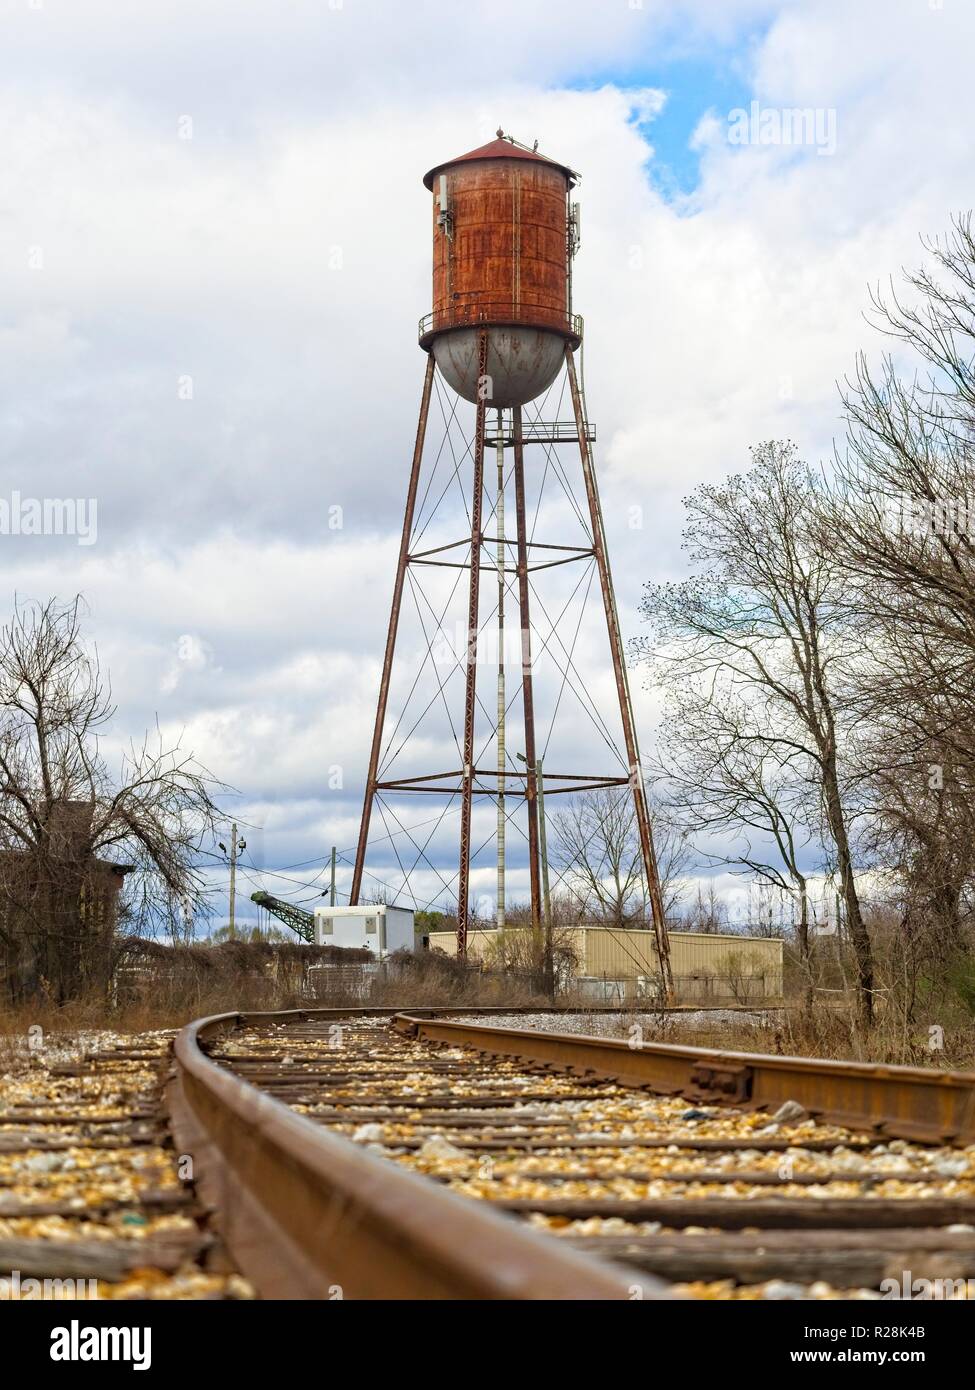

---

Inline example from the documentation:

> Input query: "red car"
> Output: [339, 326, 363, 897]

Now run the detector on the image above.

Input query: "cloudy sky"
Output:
[1, 0, 971, 931]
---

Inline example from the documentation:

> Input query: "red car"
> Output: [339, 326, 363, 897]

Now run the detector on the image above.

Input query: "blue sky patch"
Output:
[564, 30, 764, 199]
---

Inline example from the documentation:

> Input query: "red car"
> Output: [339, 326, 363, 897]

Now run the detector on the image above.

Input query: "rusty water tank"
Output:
[419, 134, 581, 407]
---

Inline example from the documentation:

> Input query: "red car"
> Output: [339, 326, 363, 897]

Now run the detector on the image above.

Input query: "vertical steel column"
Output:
[564, 346, 674, 999]
[457, 331, 489, 955]
[512, 406, 542, 935]
[536, 757, 554, 999]
[351, 354, 436, 906]
[495, 409, 506, 931]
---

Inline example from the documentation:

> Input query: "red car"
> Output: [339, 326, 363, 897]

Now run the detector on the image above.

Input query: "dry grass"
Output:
[0, 941, 552, 1037]
[584, 999, 975, 1070]
[3, 935, 974, 1072]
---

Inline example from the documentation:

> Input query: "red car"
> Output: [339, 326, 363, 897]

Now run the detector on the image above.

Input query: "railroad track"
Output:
[167, 1007, 975, 1301]
[0, 1030, 249, 1297]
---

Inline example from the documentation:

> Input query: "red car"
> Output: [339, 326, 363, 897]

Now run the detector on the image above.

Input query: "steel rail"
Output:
[167, 1009, 669, 1301]
[394, 1014, 975, 1146]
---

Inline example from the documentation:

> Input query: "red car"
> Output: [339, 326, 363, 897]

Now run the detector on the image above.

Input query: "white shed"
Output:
[313, 904, 414, 957]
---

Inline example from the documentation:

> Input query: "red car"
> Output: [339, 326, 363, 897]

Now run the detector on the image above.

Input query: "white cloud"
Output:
[2, 0, 972, 921]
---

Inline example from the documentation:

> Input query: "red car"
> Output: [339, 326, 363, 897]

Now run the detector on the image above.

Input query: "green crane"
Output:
[250, 891, 316, 943]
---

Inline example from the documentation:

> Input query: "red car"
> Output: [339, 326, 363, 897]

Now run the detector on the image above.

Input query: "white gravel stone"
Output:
[772, 1100, 808, 1124]
[762, 1280, 806, 1300]
[934, 1157, 970, 1177]
[417, 1134, 466, 1160]
[352, 1123, 386, 1143]
[24, 1153, 62, 1173]
[452, 1009, 776, 1036]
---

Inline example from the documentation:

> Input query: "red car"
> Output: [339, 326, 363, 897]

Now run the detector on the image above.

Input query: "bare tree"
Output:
[551, 786, 690, 926]
[679, 882, 728, 935]
[646, 673, 819, 970]
[822, 214, 975, 993]
[483, 917, 580, 995]
[634, 442, 875, 1024]
[0, 598, 224, 1001]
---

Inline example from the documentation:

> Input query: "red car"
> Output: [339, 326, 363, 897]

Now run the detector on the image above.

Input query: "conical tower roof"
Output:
[423, 133, 577, 189]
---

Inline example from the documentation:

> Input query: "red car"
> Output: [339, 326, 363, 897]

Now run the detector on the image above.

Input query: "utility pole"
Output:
[330, 846, 337, 906]
[222, 823, 246, 938]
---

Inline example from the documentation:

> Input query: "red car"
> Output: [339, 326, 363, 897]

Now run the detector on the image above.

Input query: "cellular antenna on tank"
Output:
[349, 133, 674, 999]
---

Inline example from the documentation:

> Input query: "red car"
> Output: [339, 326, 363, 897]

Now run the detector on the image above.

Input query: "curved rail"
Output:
[168, 1006, 975, 1301]
[394, 1014, 975, 1146]
[167, 1009, 667, 1301]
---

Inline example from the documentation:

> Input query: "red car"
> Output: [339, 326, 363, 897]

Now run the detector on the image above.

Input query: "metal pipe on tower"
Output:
[496, 407, 506, 931]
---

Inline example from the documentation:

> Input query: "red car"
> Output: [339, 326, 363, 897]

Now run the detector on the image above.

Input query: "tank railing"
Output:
[419, 304, 583, 343]
[484, 419, 597, 446]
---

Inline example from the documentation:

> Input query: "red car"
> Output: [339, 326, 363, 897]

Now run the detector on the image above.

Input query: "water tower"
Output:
[350, 131, 672, 994]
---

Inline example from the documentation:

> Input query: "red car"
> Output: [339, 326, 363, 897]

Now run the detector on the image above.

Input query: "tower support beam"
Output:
[351, 354, 435, 906]
[564, 345, 674, 999]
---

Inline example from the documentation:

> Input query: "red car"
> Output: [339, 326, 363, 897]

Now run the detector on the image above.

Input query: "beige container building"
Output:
[425, 926, 783, 1005]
